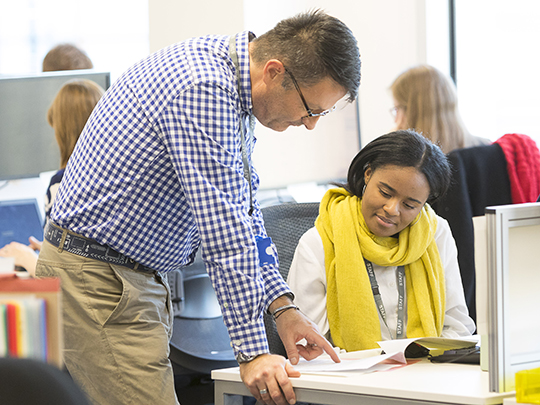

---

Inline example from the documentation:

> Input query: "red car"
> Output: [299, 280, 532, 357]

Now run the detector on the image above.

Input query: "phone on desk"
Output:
[429, 346, 480, 365]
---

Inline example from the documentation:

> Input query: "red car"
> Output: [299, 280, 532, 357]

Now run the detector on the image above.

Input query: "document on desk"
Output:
[292, 349, 406, 374]
[377, 335, 479, 355]
[291, 336, 479, 374]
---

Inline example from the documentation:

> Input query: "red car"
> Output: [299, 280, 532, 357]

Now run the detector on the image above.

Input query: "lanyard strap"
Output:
[364, 259, 406, 339]
[229, 34, 254, 216]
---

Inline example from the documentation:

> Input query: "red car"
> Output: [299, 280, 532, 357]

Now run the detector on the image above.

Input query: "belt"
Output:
[44, 222, 154, 274]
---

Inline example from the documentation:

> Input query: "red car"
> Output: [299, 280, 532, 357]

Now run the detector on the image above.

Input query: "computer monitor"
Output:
[0, 70, 110, 180]
[475, 202, 540, 393]
[0, 198, 44, 247]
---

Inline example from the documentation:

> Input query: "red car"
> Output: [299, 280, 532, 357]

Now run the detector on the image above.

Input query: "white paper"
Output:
[292, 350, 405, 373]
[0, 257, 15, 274]
[289, 336, 480, 374]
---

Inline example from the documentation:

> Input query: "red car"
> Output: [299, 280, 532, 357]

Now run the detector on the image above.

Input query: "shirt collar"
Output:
[232, 31, 255, 114]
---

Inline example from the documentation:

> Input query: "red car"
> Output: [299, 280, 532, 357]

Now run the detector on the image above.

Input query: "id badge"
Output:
[256, 236, 275, 267]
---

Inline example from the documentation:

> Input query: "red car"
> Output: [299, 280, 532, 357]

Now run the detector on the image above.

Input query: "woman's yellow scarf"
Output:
[315, 187, 445, 351]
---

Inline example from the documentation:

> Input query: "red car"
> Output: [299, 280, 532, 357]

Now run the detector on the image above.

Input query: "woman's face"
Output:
[392, 98, 408, 130]
[362, 165, 430, 237]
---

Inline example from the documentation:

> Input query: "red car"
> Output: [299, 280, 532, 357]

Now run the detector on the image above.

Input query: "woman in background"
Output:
[0, 79, 104, 275]
[287, 130, 475, 351]
[390, 65, 489, 154]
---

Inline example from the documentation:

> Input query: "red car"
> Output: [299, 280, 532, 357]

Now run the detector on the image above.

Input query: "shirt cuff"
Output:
[262, 264, 294, 308]
[228, 317, 270, 359]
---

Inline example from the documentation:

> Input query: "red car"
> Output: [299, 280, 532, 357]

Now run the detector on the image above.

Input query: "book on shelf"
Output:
[0, 297, 49, 361]
[0, 277, 62, 367]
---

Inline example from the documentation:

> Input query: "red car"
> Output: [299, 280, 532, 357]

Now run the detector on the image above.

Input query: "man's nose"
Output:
[302, 115, 321, 130]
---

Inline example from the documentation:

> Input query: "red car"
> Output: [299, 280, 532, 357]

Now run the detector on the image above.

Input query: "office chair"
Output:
[260, 202, 320, 357]
[0, 358, 91, 405]
[432, 134, 540, 326]
[168, 251, 237, 376]
[431, 143, 512, 325]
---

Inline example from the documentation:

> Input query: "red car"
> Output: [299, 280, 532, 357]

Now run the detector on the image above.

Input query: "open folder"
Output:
[292, 336, 479, 374]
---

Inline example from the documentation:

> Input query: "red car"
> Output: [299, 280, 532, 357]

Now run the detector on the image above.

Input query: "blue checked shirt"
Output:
[50, 31, 292, 358]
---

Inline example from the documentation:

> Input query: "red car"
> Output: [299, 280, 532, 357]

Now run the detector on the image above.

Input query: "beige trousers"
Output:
[37, 239, 180, 405]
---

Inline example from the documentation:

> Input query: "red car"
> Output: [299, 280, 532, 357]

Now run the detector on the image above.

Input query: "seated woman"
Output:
[287, 130, 475, 351]
[390, 65, 490, 154]
[0, 79, 105, 276]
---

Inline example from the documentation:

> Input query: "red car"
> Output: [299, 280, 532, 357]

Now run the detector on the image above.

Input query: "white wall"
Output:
[148, 0, 245, 51]
[148, 0, 428, 189]
[336, 0, 427, 145]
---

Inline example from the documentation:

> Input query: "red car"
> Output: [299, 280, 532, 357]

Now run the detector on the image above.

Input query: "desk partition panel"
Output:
[485, 202, 540, 392]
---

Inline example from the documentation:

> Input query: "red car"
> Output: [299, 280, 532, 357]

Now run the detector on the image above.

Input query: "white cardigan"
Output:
[287, 215, 475, 343]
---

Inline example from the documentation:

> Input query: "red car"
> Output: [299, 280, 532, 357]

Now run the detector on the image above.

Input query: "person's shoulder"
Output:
[125, 35, 230, 79]
[165, 35, 236, 88]
[434, 214, 452, 238]
[184, 34, 230, 47]
[180, 34, 231, 63]
[301, 226, 320, 240]
[433, 215, 458, 254]
[49, 168, 65, 187]
[298, 226, 323, 250]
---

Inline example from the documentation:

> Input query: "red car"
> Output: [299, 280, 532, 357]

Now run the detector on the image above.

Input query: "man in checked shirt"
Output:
[36, 9, 361, 405]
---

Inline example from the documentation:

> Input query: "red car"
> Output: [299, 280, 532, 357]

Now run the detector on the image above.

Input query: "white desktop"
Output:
[212, 357, 512, 405]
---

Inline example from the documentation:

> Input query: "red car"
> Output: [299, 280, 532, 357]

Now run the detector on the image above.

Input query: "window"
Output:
[0, 0, 149, 82]
[428, 1, 540, 145]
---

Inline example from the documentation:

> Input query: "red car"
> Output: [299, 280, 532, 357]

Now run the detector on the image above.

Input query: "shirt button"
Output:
[224, 302, 228, 308]
[234, 340, 243, 346]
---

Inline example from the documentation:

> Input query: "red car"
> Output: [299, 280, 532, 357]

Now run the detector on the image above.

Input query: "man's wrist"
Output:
[236, 352, 260, 364]
[271, 304, 299, 321]
[268, 292, 294, 314]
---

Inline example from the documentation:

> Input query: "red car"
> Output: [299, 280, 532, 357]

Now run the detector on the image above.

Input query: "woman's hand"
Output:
[0, 238, 40, 276]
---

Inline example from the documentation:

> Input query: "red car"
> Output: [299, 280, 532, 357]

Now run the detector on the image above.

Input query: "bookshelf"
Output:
[0, 275, 62, 368]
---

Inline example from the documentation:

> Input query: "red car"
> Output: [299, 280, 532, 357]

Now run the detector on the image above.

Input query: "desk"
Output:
[212, 359, 514, 405]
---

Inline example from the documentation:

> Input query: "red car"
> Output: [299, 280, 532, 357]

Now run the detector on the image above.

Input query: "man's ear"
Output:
[261, 59, 285, 85]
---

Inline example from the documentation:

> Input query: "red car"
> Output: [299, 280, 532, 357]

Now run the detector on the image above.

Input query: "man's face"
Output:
[253, 72, 347, 132]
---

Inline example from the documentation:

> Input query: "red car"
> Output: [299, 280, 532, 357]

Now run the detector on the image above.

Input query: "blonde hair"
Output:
[390, 65, 471, 154]
[47, 79, 105, 168]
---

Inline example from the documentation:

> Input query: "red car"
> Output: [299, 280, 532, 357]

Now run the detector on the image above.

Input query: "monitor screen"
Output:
[0, 70, 110, 180]
[0, 198, 44, 247]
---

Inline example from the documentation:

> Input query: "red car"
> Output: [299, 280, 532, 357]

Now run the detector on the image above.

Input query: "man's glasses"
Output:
[283, 66, 336, 118]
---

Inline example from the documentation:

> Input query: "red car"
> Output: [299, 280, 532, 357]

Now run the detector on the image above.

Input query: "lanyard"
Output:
[229, 34, 254, 216]
[229, 34, 275, 268]
[364, 259, 406, 340]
